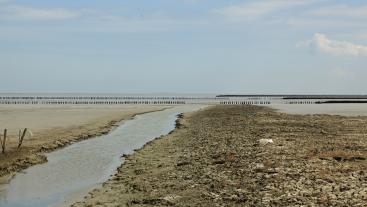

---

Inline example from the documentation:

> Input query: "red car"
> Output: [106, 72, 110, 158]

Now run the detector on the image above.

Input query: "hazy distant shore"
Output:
[0, 105, 167, 180]
[74, 105, 367, 206]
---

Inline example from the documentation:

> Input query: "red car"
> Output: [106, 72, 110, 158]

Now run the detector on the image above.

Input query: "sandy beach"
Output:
[74, 105, 367, 206]
[0, 105, 167, 179]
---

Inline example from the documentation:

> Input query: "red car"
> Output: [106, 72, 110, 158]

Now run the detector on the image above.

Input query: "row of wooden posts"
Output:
[0, 101, 187, 105]
[0, 128, 28, 153]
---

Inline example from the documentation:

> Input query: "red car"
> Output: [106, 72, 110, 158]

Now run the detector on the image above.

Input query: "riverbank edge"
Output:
[0, 107, 170, 182]
[119, 106, 213, 164]
[61, 106, 209, 207]
[71, 106, 211, 206]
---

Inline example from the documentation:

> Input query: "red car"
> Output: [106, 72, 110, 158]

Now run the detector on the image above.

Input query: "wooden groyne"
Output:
[219, 101, 271, 105]
[217, 94, 367, 99]
[0, 95, 362, 105]
[0, 96, 219, 105]
[0, 100, 187, 105]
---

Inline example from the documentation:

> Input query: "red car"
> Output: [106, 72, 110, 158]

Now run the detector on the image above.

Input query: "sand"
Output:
[0, 105, 167, 179]
[74, 105, 367, 207]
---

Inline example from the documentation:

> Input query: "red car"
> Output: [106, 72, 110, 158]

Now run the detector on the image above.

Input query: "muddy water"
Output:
[0, 105, 206, 207]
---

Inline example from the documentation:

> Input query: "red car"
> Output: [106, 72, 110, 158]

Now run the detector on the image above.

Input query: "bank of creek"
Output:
[76, 105, 366, 207]
[0, 105, 206, 207]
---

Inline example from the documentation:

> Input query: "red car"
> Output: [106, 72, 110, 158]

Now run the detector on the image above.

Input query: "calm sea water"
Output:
[270, 104, 367, 116]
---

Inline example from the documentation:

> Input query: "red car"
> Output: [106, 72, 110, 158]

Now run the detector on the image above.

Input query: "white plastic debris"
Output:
[259, 139, 274, 145]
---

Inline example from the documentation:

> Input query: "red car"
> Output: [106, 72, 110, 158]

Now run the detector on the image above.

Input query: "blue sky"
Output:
[1, 0, 367, 94]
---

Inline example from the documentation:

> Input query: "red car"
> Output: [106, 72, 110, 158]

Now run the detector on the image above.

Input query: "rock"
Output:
[254, 163, 265, 172]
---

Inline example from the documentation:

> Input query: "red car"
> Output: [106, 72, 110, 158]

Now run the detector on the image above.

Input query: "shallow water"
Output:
[270, 104, 367, 116]
[0, 105, 205, 207]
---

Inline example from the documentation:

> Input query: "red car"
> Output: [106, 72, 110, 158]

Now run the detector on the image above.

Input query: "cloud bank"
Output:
[298, 33, 367, 56]
[213, 0, 314, 21]
[0, 6, 87, 21]
[308, 5, 367, 18]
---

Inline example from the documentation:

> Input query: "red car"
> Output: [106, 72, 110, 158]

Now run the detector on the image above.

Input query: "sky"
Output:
[1, 0, 367, 94]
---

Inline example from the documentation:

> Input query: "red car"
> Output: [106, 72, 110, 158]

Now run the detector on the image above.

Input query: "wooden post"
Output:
[1, 129, 7, 153]
[18, 128, 27, 149]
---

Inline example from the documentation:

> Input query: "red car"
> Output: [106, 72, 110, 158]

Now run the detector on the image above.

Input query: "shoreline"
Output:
[59, 110, 192, 207]
[72, 108, 195, 207]
[0, 106, 169, 181]
[74, 105, 367, 206]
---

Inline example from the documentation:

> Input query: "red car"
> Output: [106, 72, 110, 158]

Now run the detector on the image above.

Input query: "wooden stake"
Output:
[2, 129, 7, 153]
[0, 130, 2, 151]
[18, 128, 27, 149]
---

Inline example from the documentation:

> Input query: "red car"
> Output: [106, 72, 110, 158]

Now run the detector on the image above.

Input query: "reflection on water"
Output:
[0, 105, 205, 207]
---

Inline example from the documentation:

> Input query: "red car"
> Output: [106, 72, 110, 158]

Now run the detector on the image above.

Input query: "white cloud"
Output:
[308, 4, 367, 18]
[298, 33, 367, 56]
[345, 33, 367, 41]
[287, 4, 367, 29]
[213, 0, 315, 21]
[0, 4, 208, 34]
[0, 6, 88, 21]
[327, 32, 367, 42]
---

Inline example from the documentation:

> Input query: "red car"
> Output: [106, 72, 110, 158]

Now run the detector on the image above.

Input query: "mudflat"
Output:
[74, 105, 367, 206]
[0, 105, 167, 179]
